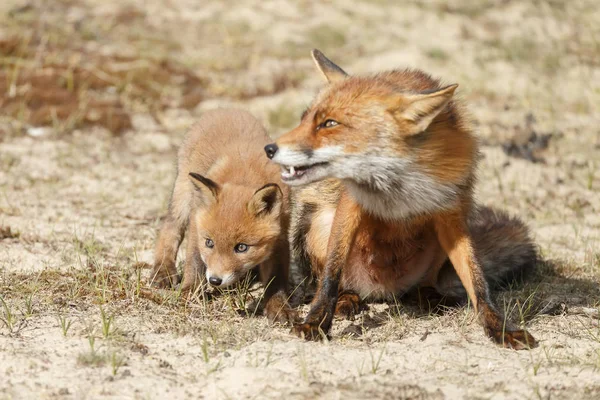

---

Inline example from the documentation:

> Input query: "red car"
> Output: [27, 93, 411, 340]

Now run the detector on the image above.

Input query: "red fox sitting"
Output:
[151, 109, 296, 324]
[264, 50, 537, 348]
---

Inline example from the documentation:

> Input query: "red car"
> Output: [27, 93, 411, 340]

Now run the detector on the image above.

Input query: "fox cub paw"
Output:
[291, 322, 329, 341]
[488, 328, 538, 350]
[266, 306, 299, 326]
[335, 292, 366, 320]
[263, 292, 299, 326]
[150, 266, 180, 289]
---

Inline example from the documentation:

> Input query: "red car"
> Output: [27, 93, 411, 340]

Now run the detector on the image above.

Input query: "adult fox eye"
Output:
[234, 243, 248, 253]
[323, 119, 338, 128]
[205, 239, 214, 248]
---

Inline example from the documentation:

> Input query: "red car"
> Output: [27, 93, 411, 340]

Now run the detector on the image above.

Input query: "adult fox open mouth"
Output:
[279, 162, 329, 182]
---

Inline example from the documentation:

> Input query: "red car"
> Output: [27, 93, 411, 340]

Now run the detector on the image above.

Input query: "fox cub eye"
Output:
[205, 239, 214, 248]
[234, 243, 249, 253]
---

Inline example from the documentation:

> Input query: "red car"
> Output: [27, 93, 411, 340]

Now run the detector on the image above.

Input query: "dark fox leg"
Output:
[292, 194, 361, 341]
[288, 199, 317, 307]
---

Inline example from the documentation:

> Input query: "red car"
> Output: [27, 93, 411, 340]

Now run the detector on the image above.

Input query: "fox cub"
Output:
[264, 50, 537, 348]
[151, 109, 296, 324]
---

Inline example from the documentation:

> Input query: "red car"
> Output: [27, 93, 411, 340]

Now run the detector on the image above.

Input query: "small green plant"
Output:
[587, 162, 596, 190]
[110, 351, 124, 376]
[354, 358, 366, 377]
[369, 345, 386, 374]
[24, 294, 35, 318]
[77, 333, 105, 367]
[0, 296, 17, 333]
[296, 346, 309, 381]
[201, 335, 210, 363]
[88, 334, 96, 353]
[58, 314, 73, 337]
[516, 288, 539, 326]
[100, 306, 114, 339]
[231, 272, 255, 314]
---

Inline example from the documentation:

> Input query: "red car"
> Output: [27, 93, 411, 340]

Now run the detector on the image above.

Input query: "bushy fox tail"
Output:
[436, 206, 538, 299]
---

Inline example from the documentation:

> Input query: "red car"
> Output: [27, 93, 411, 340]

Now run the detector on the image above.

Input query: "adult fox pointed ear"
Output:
[311, 49, 348, 83]
[393, 84, 458, 135]
[189, 172, 219, 205]
[248, 183, 282, 218]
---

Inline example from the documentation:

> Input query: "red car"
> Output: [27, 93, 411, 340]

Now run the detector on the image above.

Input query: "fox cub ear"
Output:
[393, 84, 458, 135]
[248, 183, 282, 217]
[189, 172, 220, 205]
[311, 49, 348, 84]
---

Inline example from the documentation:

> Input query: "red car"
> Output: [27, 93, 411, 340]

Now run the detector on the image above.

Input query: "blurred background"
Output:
[1, 0, 598, 137]
[0, 0, 599, 260]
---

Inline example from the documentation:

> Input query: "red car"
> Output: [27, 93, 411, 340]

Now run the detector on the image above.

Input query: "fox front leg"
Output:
[291, 194, 362, 341]
[259, 241, 299, 326]
[181, 222, 207, 294]
[435, 212, 537, 350]
[150, 215, 185, 288]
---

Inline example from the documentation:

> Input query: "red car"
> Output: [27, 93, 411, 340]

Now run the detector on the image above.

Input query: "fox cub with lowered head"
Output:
[151, 109, 296, 324]
[264, 50, 537, 348]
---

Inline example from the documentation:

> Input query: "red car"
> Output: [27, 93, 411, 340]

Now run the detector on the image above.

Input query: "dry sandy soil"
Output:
[1, 0, 600, 399]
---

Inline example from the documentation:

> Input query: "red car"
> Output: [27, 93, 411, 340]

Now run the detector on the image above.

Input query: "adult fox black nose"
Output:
[208, 277, 222, 286]
[264, 143, 278, 159]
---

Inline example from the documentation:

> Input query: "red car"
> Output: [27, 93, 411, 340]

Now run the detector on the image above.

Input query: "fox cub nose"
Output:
[264, 143, 278, 159]
[208, 276, 222, 286]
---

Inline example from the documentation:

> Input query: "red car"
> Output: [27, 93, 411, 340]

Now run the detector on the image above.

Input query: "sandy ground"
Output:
[1, 0, 600, 399]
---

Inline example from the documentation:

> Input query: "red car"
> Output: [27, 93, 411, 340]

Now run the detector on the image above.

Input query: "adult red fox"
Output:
[264, 50, 537, 348]
[151, 109, 295, 324]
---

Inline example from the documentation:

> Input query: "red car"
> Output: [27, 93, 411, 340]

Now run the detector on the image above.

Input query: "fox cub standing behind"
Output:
[151, 109, 296, 324]
[264, 50, 537, 348]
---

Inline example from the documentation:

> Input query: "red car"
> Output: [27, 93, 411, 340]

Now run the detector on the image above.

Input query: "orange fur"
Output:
[273, 50, 536, 348]
[151, 109, 296, 325]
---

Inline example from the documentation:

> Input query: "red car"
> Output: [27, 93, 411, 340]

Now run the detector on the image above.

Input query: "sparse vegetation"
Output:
[58, 314, 73, 337]
[1, 0, 599, 398]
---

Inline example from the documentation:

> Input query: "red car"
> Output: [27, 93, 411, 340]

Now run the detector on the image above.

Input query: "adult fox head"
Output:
[265, 50, 475, 195]
[188, 173, 283, 288]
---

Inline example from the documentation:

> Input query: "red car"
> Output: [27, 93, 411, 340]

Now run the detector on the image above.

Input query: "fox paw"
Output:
[150, 266, 180, 289]
[291, 322, 329, 341]
[335, 292, 366, 320]
[263, 292, 299, 326]
[266, 306, 299, 326]
[489, 328, 538, 350]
